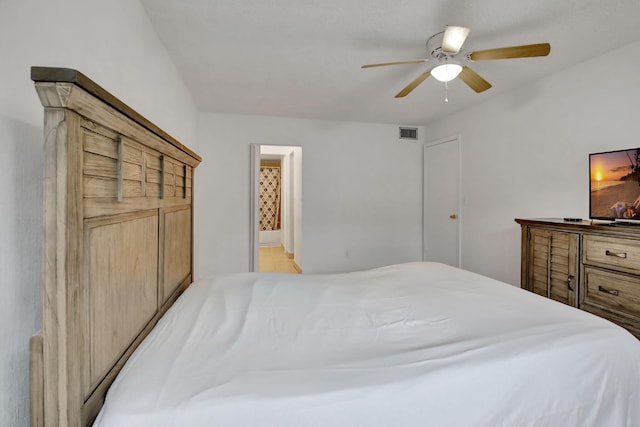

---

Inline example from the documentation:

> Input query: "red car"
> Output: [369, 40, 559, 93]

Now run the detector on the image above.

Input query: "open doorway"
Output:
[250, 144, 302, 273]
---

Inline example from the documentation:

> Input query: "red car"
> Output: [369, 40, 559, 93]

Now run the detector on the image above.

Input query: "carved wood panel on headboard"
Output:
[28, 67, 201, 427]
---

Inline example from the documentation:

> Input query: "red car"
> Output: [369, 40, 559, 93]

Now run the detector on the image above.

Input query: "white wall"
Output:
[423, 39, 640, 286]
[259, 230, 282, 246]
[0, 1, 198, 425]
[282, 150, 293, 253]
[292, 146, 303, 267]
[195, 114, 424, 277]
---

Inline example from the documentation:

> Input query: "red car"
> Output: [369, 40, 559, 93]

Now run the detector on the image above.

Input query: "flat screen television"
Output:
[590, 148, 640, 221]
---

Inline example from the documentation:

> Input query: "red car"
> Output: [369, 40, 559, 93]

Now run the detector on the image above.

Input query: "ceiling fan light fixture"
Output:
[441, 25, 470, 53]
[431, 63, 463, 82]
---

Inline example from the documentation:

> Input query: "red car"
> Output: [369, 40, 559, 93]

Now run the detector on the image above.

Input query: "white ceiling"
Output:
[141, 0, 640, 125]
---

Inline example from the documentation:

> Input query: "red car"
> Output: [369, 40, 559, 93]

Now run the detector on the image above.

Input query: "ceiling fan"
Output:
[362, 25, 551, 98]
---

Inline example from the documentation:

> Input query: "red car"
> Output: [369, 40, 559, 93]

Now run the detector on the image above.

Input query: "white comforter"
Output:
[94, 262, 640, 427]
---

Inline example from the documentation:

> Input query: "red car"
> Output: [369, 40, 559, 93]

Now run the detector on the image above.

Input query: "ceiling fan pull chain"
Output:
[444, 80, 449, 102]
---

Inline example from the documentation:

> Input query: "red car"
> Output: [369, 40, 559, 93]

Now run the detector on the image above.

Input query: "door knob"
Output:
[449, 214, 457, 219]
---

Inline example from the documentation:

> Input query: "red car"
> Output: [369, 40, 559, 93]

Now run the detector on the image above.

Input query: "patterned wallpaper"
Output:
[260, 166, 281, 231]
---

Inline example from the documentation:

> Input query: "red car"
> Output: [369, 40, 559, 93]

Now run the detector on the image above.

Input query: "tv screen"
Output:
[590, 148, 640, 220]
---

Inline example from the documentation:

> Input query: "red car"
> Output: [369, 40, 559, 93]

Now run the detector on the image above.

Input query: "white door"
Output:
[423, 137, 460, 267]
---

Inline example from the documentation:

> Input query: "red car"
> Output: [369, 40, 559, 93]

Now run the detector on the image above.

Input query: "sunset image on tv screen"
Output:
[590, 148, 640, 219]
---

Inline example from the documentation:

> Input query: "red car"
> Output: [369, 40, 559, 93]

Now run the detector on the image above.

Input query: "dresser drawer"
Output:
[583, 267, 640, 320]
[583, 235, 640, 274]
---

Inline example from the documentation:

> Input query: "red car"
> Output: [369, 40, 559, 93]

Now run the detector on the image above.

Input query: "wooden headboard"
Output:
[28, 67, 201, 427]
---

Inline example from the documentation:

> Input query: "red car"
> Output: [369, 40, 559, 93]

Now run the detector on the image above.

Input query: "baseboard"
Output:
[282, 245, 295, 259]
[283, 245, 300, 272]
[293, 261, 302, 273]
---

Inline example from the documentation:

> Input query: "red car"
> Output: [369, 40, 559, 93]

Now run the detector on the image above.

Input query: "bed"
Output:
[29, 68, 640, 427]
[94, 262, 640, 426]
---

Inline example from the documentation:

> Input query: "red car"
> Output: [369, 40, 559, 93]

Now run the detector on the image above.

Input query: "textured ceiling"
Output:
[141, 0, 640, 125]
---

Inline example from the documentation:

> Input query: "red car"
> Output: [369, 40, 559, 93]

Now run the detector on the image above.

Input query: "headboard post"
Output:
[30, 67, 201, 427]
[36, 103, 85, 426]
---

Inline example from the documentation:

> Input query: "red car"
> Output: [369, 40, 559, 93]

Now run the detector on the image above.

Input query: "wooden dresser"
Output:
[516, 218, 640, 338]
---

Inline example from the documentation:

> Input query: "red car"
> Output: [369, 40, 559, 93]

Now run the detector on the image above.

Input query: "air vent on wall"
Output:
[399, 127, 418, 140]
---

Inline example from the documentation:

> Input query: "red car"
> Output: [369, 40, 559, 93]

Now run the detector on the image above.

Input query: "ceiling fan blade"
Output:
[361, 59, 427, 69]
[395, 71, 431, 98]
[441, 25, 470, 54]
[458, 66, 492, 93]
[468, 43, 551, 61]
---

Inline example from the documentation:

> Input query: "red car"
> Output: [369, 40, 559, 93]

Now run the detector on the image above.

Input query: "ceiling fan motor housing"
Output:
[426, 31, 447, 60]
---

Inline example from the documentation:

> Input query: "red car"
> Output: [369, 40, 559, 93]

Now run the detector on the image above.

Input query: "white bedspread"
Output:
[94, 262, 640, 427]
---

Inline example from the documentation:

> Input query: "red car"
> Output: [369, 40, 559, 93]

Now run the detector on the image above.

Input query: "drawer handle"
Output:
[605, 250, 627, 259]
[598, 285, 620, 296]
[567, 274, 575, 292]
